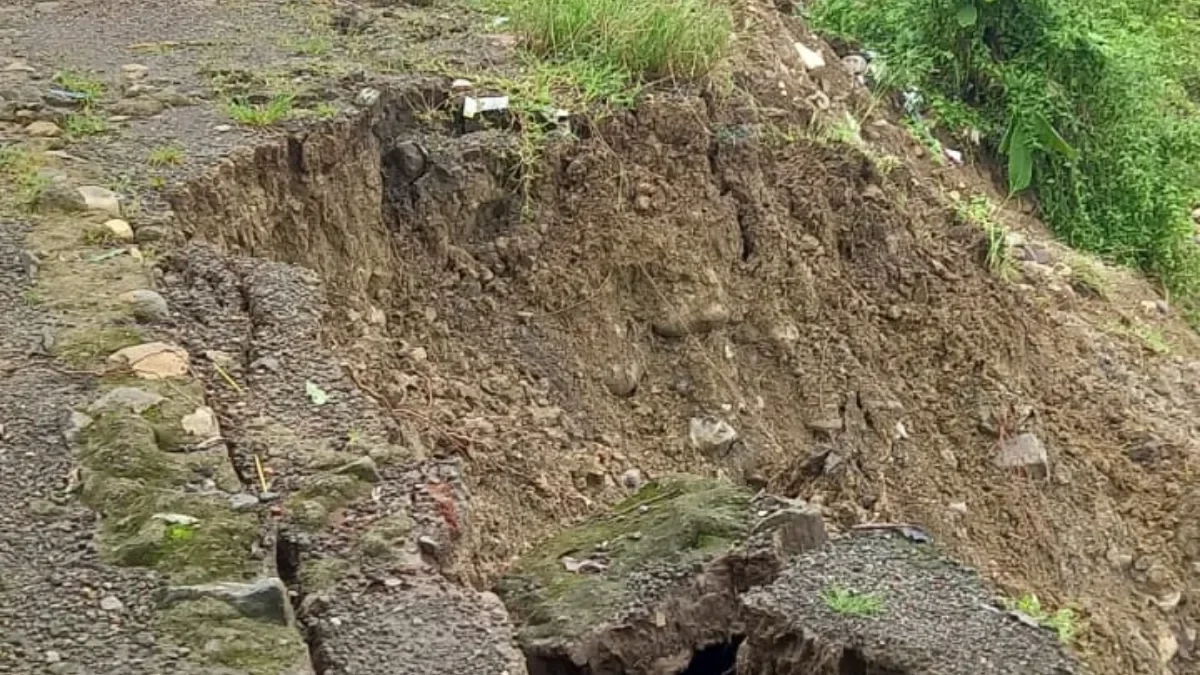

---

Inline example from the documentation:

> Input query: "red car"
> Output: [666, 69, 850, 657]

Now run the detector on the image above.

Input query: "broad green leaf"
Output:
[955, 3, 978, 28]
[1007, 126, 1034, 194]
[306, 380, 330, 406]
[999, 112, 1017, 154]
[1030, 112, 1079, 160]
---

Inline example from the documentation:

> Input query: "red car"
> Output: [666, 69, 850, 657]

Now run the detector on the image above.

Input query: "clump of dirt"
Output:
[129, 2, 1199, 675]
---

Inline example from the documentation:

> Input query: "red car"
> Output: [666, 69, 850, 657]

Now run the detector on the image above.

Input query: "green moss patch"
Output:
[158, 598, 309, 675]
[77, 387, 255, 582]
[496, 475, 754, 642]
[54, 324, 143, 368]
[284, 473, 373, 530]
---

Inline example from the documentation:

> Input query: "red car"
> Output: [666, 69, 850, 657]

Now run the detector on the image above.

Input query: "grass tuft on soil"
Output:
[497, 0, 732, 80]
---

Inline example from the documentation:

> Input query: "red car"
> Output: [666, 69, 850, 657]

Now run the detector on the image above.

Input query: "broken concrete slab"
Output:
[308, 576, 528, 675]
[737, 533, 1083, 675]
[496, 476, 825, 673]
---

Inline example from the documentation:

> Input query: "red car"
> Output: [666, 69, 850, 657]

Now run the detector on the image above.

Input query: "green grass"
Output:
[0, 145, 49, 211]
[63, 112, 109, 139]
[955, 194, 1016, 280]
[1004, 593, 1080, 644]
[821, 585, 885, 617]
[497, 0, 732, 80]
[282, 34, 333, 57]
[807, 0, 1200, 319]
[52, 70, 106, 105]
[147, 144, 186, 167]
[224, 95, 295, 126]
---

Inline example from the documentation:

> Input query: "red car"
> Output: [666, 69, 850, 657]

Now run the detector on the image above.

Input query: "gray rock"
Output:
[755, 506, 827, 555]
[109, 97, 165, 118]
[152, 87, 196, 107]
[37, 182, 87, 212]
[652, 301, 731, 338]
[119, 289, 170, 323]
[688, 416, 738, 454]
[77, 185, 121, 215]
[603, 361, 643, 398]
[993, 432, 1049, 479]
[99, 595, 124, 612]
[63, 410, 93, 443]
[87, 387, 165, 415]
[135, 224, 168, 243]
[164, 578, 293, 626]
[619, 468, 646, 491]
[228, 493, 260, 512]
[334, 455, 381, 483]
[121, 63, 149, 82]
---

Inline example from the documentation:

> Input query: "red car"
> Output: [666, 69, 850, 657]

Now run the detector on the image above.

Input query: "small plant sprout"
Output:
[821, 585, 885, 617]
[224, 94, 295, 126]
[147, 144, 185, 167]
[1005, 593, 1080, 644]
[955, 194, 1015, 280]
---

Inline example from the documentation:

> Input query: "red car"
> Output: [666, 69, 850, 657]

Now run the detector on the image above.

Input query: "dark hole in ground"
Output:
[838, 646, 906, 675]
[524, 636, 743, 675]
[681, 637, 743, 675]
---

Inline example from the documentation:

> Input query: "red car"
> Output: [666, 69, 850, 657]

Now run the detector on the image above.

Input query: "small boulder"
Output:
[108, 342, 189, 379]
[603, 361, 643, 398]
[181, 406, 220, 439]
[38, 183, 88, 212]
[25, 120, 61, 137]
[119, 289, 169, 323]
[121, 64, 149, 82]
[77, 186, 121, 216]
[993, 432, 1049, 479]
[103, 218, 135, 241]
[164, 578, 292, 626]
[87, 386, 164, 415]
[109, 97, 165, 118]
[795, 42, 826, 70]
[689, 416, 738, 454]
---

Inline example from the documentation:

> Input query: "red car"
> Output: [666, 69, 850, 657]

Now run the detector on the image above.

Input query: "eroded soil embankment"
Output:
[160, 35, 1195, 675]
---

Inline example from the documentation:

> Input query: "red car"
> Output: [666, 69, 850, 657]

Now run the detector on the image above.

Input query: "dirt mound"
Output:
[2, 0, 1197, 673]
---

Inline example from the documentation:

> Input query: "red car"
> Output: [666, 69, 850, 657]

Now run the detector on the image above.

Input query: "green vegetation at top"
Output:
[807, 0, 1200, 316]
[497, 0, 732, 82]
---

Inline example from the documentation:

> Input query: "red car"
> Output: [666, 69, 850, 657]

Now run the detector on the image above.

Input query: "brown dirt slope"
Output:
[0, 0, 1196, 674]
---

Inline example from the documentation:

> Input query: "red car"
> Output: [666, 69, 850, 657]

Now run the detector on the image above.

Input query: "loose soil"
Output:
[1, 1, 1197, 674]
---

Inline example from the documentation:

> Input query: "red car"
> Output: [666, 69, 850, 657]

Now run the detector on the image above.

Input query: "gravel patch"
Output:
[740, 532, 1085, 674]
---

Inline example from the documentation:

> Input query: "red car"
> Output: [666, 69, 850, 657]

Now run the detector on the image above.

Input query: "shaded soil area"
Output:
[1, 0, 1197, 674]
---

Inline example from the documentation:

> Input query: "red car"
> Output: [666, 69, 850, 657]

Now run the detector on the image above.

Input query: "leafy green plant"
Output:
[1004, 593, 1080, 644]
[807, 0, 1200, 317]
[821, 585, 885, 617]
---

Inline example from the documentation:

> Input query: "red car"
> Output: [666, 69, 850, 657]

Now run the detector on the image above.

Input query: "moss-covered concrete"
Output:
[284, 473, 374, 530]
[76, 377, 256, 583]
[53, 324, 144, 368]
[496, 475, 755, 642]
[158, 598, 309, 675]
